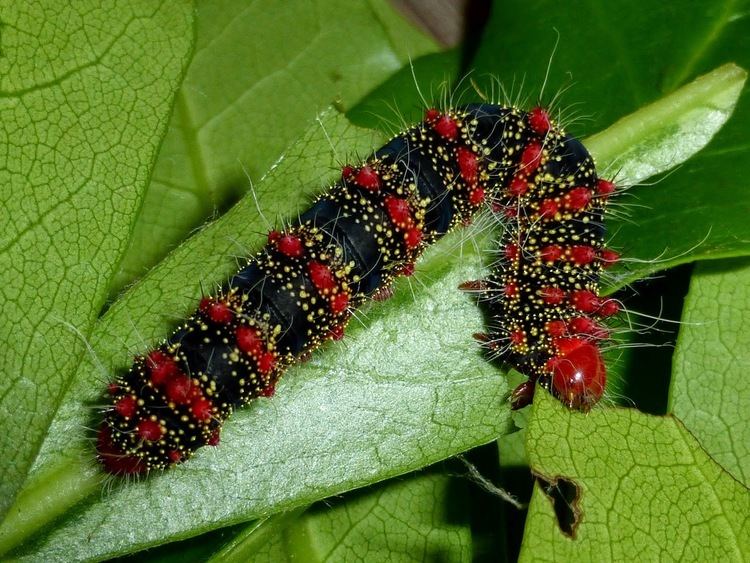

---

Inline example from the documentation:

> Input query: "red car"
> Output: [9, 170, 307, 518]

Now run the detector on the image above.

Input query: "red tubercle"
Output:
[570, 290, 600, 313]
[236, 325, 263, 357]
[569, 316, 609, 340]
[520, 142, 543, 175]
[553, 337, 587, 357]
[508, 175, 528, 197]
[539, 245, 562, 262]
[469, 187, 485, 205]
[504, 282, 519, 299]
[260, 383, 276, 398]
[424, 108, 440, 122]
[277, 234, 304, 258]
[599, 299, 620, 317]
[146, 350, 179, 386]
[597, 178, 616, 197]
[564, 187, 593, 211]
[457, 146, 478, 184]
[601, 249, 621, 267]
[510, 329, 526, 346]
[502, 205, 518, 218]
[404, 227, 422, 249]
[308, 261, 336, 293]
[190, 397, 213, 422]
[330, 324, 345, 341]
[200, 297, 234, 324]
[505, 243, 519, 261]
[568, 316, 594, 335]
[355, 165, 380, 190]
[208, 428, 221, 446]
[548, 338, 606, 410]
[399, 262, 415, 277]
[570, 245, 596, 266]
[166, 375, 192, 405]
[540, 286, 565, 305]
[146, 350, 172, 367]
[137, 419, 163, 442]
[107, 382, 120, 395]
[433, 114, 458, 140]
[341, 165, 355, 180]
[267, 230, 281, 244]
[330, 292, 350, 314]
[257, 351, 277, 375]
[539, 198, 559, 218]
[115, 396, 137, 418]
[528, 106, 551, 135]
[545, 319, 567, 337]
[97, 427, 146, 475]
[385, 195, 414, 229]
[168, 450, 183, 464]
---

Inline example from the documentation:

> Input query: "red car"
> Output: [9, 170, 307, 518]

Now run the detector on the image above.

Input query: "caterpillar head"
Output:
[97, 426, 149, 475]
[548, 337, 606, 411]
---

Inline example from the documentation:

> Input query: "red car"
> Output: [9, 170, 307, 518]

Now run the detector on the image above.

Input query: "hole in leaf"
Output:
[535, 473, 582, 538]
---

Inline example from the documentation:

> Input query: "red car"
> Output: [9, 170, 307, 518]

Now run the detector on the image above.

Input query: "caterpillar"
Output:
[97, 103, 616, 475]
[467, 108, 619, 411]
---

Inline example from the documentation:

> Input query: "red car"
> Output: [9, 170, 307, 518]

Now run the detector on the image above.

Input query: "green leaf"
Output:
[670, 257, 750, 487]
[109, 0, 436, 297]
[10, 67, 742, 561]
[4, 1, 750, 559]
[212, 470, 472, 563]
[0, 0, 193, 521]
[521, 391, 750, 560]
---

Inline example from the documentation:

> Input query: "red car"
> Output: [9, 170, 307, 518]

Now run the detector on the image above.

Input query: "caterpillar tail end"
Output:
[96, 426, 148, 476]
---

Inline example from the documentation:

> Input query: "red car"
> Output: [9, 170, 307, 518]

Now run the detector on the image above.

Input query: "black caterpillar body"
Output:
[98, 104, 616, 474]
[472, 108, 619, 411]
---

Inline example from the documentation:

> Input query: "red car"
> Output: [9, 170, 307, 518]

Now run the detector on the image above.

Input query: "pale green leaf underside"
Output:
[586, 64, 746, 187]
